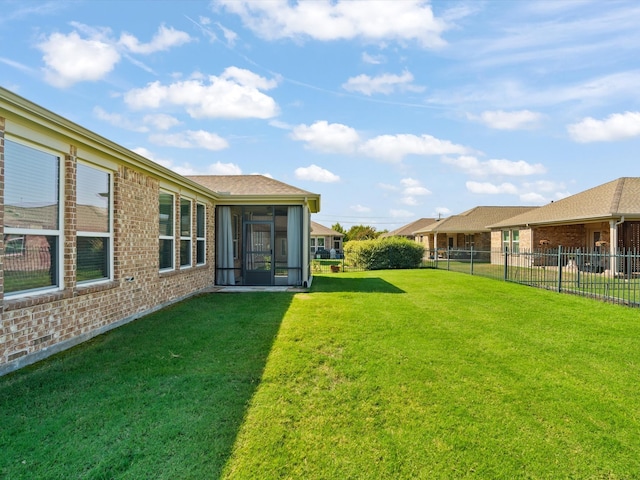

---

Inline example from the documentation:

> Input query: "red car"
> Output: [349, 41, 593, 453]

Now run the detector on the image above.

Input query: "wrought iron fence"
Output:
[424, 247, 640, 308]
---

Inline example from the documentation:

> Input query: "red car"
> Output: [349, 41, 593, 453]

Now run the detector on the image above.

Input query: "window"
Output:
[76, 163, 111, 283]
[180, 198, 192, 268]
[196, 203, 206, 265]
[4, 139, 61, 295]
[159, 192, 174, 270]
[317, 238, 325, 249]
[464, 234, 474, 249]
[511, 230, 520, 253]
[502, 230, 520, 253]
[502, 230, 510, 252]
[310, 238, 316, 253]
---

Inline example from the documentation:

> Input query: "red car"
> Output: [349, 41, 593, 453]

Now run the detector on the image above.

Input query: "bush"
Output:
[344, 237, 425, 270]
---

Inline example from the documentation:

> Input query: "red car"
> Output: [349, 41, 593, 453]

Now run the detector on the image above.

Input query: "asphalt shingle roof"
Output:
[490, 177, 640, 228]
[380, 218, 437, 237]
[311, 221, 344, 237]
[186, 175, 316, 196]
[415, 206, 537, 234]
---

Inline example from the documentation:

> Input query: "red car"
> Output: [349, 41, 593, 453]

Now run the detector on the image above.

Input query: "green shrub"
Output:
[344, 237, 424, 270]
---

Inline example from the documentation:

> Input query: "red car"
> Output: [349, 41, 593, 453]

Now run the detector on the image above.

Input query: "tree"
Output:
[332, 222, 347, 236]
[347, 224, 378, 241]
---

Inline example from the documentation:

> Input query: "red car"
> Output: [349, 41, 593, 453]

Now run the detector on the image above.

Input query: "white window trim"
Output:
[76, 161, 114, 286]
[196, 202, 206, 266]
[159, 191, 175, 272]
[180, 197, 192, 269]
[4, 137, 64, 297]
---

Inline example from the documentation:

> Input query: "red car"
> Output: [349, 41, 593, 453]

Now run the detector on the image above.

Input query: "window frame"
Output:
[76, 161, 113, 285]
[3, 137, 64, 297]
[179, 197, 192, 269]
[196, 202, 206, 266]
[159, 191, 175, 272]
[502, 229, 520, 253]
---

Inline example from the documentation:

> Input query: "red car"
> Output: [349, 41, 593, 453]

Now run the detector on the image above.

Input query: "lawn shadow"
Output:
[0, 292, 292, 478]
[311, 275, 405, 294]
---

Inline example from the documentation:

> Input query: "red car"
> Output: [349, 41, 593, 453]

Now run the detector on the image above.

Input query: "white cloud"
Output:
[143, 113, 181, 130]
[221, 66, 279, 90]
[342, 70, 424, 96]
[38, 30, 120, 87]
[401, 177, 431, 198]
[359, 134, 471, 163]
[204, 161, 243, 175]
[94, 106, 148, 132]
[294, 164, 340, 183]
[168, 160, 243, 176]
[0, 56, 35, 73]
[469, 110, 543, 130]
[291, 121, 360, 154]
[362, 52, 385, 64]
[131, 148, 241, 177]
[123, 68, 279, 119]
[119, 24, 192, 54]
[148, 130, 229, 151]
[433, 207, 451, 217]
[428, 71, 640, 110]
[269, 119, 293, 130]
[216, 0, 449, 48]
[520, 192, 546, 203]
[216, 22, 238, 46]
[443, 155, 546, 176]
[466, 181, 518, 195]
[567, 111, 640, 142]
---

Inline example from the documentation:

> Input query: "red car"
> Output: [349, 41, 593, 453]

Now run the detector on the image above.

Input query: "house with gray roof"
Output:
[187, 175, 320, 287]
[488, 177, 640, 272]
[0, 86, 320, 374]
[413, 206, 537, 257]
[310, 221, 344, 257]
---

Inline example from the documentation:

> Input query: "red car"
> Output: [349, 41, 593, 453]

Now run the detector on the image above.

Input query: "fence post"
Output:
[503, 247, 508, 281]
[470, 246, 474, 275]
[447, 247, 450, 271]
[557, 245, 563, 293]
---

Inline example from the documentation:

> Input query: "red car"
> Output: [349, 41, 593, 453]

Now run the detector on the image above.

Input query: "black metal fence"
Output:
[424, 247, 640, 308]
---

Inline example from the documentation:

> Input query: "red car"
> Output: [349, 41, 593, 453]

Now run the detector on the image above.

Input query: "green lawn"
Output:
[2, 270, 640, 479]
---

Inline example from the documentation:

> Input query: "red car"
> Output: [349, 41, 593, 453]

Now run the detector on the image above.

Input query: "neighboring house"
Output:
[488, 178, 640, 271]
[413, 206, 537, 254]
[0, 87, 320, 374]
[380, 218, 436, 242]
[310, 221, 344, 257]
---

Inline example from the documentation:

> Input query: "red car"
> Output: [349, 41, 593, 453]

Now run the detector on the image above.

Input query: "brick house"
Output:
[488, 177, 640, 270]
[310, 221, 344, 257]
[413, 206, 537, 255]
[0, 87, 320, 374]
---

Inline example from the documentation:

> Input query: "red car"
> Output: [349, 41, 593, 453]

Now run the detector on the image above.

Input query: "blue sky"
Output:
[2, 0, 639, 231]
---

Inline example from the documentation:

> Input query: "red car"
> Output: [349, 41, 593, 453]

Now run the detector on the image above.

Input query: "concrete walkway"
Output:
[204, 286, 308, 293]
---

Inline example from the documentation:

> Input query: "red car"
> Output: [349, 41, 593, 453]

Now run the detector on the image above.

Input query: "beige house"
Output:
[488, 177, 640, 271]
[413, 206, 537, 255]
[310, 221, 344, 257]
[0, 87, 320, 374]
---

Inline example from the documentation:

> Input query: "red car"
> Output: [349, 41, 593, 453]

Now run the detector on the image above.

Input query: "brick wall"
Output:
[0, 127, 216, 374]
